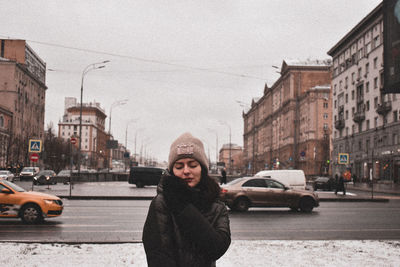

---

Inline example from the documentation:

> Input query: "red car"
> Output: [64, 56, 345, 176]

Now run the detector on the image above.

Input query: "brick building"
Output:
[0, 39, 47, 166]
[243, 60, 332, 177]
[219, 143, 243, 174]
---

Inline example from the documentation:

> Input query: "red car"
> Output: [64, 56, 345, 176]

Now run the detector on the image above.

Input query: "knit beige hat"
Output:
[168, 132, 209, 171]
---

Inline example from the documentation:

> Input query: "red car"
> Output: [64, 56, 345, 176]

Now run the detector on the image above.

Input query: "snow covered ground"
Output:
[1, 240, 400, 267]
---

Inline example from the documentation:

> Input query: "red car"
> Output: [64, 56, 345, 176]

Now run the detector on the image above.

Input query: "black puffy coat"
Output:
[142, 176, 231, 267]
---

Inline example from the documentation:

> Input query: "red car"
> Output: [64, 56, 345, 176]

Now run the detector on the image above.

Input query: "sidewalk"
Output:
[15, 181, 390, 202]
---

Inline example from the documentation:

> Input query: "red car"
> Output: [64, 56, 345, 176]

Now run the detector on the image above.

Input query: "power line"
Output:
[0, 34, 268, 81]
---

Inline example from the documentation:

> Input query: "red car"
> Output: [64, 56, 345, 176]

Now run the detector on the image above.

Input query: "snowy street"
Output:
[1, 240, 400, 267]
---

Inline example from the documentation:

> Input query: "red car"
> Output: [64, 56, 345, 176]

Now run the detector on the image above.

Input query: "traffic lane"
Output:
[229, 201, 400, 239]
[1, 200, 400, 242]
[0, 199, 150, 242]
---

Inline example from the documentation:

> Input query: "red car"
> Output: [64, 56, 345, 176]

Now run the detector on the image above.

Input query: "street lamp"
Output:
[207, 128, 219, 170]
[78, 60, 110, 178]
[219, 121, 232, 175]
[125, 119, 138, 170]
[108, 99, 128, 135]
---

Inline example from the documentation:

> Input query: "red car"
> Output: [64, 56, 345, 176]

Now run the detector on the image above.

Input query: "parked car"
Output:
[313, 176, 336, 191]
[0, 180, 63, 223]
[19, 167, 40, 181]
[128, 166, 166, 188]
[220, 177, 319, 212]
[0, 170, 15, 181]
[56, 169, 72, 184]
[254, 169, 307, 190]
[33, 170, 57, 185]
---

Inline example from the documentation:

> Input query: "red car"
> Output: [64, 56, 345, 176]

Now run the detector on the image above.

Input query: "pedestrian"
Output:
[142, 132, 231, 267]
[220, 167, 227, 185]
[335, 174, 346, 195]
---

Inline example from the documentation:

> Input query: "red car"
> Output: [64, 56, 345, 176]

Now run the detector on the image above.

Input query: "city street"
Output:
[1, 199, 400, 242]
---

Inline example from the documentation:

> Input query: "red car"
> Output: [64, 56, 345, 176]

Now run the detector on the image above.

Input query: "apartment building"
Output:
[0, 39, 47, 166]
[0, 106, 13, 167]
[243, 60, 331, 177]
[219, 143, 243, 174]
[328, 3, 400, 184]
[58, 97, 109, 169]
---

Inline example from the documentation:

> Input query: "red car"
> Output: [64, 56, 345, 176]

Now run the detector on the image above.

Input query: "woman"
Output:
[142, 132, 231, 267]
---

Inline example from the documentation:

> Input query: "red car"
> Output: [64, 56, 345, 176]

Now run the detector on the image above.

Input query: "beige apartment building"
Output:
[243, 60, 331, 177]
[219, 143, 243, 174]
[328, 3, 400, 184]
[0, 105, 13, 167]
[0, 39, 47, 166]
[58, 97, 109, 170]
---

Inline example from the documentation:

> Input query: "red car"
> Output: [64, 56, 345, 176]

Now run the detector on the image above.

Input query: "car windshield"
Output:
[57, 170, 70, 176]
[226, 178, 246, 185]
[316, 177, 329, 182]
[2, 180, 25, 192]
[22, 168, 35, 172]
[38, 170, 54, 176]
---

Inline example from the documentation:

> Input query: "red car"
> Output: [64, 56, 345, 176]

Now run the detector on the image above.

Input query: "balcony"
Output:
[376, 101, 392, 115]
[334, 118, 345, 130]
[353, 110, 365, 123]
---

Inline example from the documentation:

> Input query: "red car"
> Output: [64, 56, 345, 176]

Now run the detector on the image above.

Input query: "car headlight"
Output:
[33, 176, 38, 180]
[44, 199, 57, 205]
[46, 176, 50, 180]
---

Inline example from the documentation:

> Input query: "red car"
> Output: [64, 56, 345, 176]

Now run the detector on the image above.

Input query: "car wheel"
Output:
[20, 204, 43, 224]
[234, 197, 249, 212]
[290, 207, 299, 212]
[299, 197, 315, 213]
[136, 181, 144, 188]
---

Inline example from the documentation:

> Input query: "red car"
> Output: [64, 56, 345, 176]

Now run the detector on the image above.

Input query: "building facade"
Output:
[0, 105, 13, 168]
[58, 97, 109, 170]
[243, 60, 332, 177]
[328, 3, 400, 184]
[0, 39, 47, 166]
[219, 143, 243, 174]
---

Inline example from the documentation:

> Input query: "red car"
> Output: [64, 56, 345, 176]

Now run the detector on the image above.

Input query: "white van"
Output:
[254, 170, 307, 190]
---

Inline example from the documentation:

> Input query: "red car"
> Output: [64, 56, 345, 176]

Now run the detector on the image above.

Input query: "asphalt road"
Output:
[1, 199, 400, 242]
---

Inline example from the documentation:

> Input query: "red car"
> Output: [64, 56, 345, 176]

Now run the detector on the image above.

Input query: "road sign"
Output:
[338, 153, 349, 164]
[30, 153, 39, 162]
[29, 139, 42, 153]
[70, 137, 77, 145]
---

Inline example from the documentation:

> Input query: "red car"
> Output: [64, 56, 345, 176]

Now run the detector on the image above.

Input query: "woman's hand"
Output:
[162, 175, 195, 214]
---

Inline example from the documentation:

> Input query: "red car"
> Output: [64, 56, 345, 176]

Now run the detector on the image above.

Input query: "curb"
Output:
[0, 240, 143, 244]
[58, 195, 154, 200]
[57, 195, 389, 202]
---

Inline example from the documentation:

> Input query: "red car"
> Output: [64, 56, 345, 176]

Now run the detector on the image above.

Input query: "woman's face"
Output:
[172, 158, 202, 187]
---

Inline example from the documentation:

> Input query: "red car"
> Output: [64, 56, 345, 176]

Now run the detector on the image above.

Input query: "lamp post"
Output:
[78, 60, 109, 179]
[108, 99, 128, 135]
[219, 121, 232, 175]
[207, 128, 219, 172]
[125, 119, 137, 170]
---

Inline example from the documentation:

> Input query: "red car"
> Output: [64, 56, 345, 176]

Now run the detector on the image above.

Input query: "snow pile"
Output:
[1, 240, 399, 267]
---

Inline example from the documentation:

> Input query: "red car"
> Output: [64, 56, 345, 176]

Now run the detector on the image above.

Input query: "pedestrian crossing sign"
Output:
[29, 139, 42, 153]
[338, 153, 349, 164]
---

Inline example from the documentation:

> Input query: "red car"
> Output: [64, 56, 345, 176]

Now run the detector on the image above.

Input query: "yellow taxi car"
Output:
[0, 180, 63, 223]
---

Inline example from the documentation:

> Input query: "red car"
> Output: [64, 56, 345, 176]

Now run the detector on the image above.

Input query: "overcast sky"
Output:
[1, 0, 382, 163]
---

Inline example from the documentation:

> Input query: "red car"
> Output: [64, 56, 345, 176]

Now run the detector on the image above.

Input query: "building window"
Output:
[374, 35, 380, 48]
[358, 68, 362, 79]
[394, 110, 398, 122]
[374, 57, 378, 69]
[334, 84, 337, 95]
[323, 113, 328, 119]
[351, 72, 355, 83]
[345, 94, 348, 103]
[352, 125, 355, 134]
[62, 132, 64, 136]
[374, 97, 378, 108]
[339, 81, 343, 90]
[352, 107, 355, 115]
[366, 82, 370, 93]
[323, 123, 328, 130]
[366, 120, 370, 130]
[351, 90, 355, 100]
[374, 117, 378, 128]
[345, 77, 348, 88]
[334, 100, 337, 108]
[345, 110, 349, 119]
[0, 116, 3, 128]
[365, 63, 369, 76]
[323, 102, 328, 108]
[374, 77, 378, 89]
[366, 101, 370, 111]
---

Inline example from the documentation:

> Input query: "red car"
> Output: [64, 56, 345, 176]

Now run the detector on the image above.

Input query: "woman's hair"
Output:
[197, 167, 221, 204]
